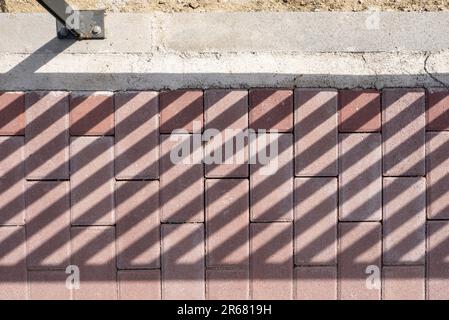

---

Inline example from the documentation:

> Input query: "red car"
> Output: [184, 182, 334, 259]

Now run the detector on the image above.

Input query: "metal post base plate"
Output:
[57, 10, 105, 40]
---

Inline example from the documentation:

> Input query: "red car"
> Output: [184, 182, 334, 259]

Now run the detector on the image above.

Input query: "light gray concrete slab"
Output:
[2, 12, 449, 54]
[156, 12, 449, 53]
[0, 13, 152, 53]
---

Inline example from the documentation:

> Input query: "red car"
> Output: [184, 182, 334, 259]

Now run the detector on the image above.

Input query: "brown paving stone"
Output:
[29, 271, 71, 300]
[118, 270, 161, 300]
[160, 134, 204, 222]
[0, 226, 27, 299]
[250, 133, 293, 222]
[70, 136, 115, 226]
[25, 91, 69, 180]
[70, 91, 114, 136]
[205, 89, 248, 131]
[339, 222, 381, 300]
[206, 179, 249, 267]
[115, 91, 159, 179]
[160, 90, 203, 133]
[0, 92, 25, 135]
[0, 136, 25, 226]
[161, 224, 205, 300]
[295, 177, 337, 265]
[249, 89, 293, 132]
[339, 133, 382, 221]
[206, 269, 249, 300]
[251, 223, 293, 300]
[382, 89, 425, 176]
[116, 181, 160, 269]
[382, 266, 425, 300]
[295, 89, 338, 176]
[383, 177, 425, 265]
[71, 226, 117, 300]
[205, 89, 248, 178]
[295, 266, 337, 300]
[427, 88, 449, 131]
[26, 181, 71, 269]
[427, 132, 449, 220]
[427, 221, 449, 300]
[339, 89, 381, 132]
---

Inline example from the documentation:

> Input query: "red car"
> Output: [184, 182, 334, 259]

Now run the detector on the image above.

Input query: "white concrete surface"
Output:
[1, 12, 449, 90]
[156, 12, 449, 52]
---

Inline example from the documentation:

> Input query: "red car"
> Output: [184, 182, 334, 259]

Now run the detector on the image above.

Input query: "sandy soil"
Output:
[1, 0, 449, 13]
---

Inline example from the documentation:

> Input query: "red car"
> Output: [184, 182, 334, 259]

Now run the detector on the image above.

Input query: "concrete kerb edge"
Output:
[1, 12, 449, 90]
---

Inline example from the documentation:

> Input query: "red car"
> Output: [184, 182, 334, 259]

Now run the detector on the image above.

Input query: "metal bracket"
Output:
[36, 0, 105, 40]
[56, 10, 105, 40]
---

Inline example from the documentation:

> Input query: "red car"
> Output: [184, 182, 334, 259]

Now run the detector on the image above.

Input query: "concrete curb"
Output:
[1, 13, 449, 90]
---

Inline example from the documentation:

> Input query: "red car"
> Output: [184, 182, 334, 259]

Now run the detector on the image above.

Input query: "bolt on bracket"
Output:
[37, 0, 105, 40]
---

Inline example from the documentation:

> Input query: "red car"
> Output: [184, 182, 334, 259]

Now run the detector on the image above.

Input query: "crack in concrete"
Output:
[360, 53, 379, 89]
[424, 51, 449, 88]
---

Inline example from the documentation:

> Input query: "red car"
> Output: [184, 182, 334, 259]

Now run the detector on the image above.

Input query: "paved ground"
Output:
[0, 88, 449, 300]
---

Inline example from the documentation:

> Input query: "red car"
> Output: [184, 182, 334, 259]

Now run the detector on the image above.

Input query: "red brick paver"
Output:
[71, 226, 117, 300]
[25, 91, 69, 180]
[382, 266, 425, 300]
[0, 226, 27, 299]
[115, 91, 159, 179]
[116, 181, 160, 269]
[250, 133, 293, 222]
[29, 271, 71, 300]
[339, 89, 381, 132]
[295, 177, 337, 265]
[162, 223, 205, 300]
[118, 270, 161, 300]
[160, 134, 204, 222]
[70, 136, 115, 226]
[160, 90, 203, 133]
[0, 92, 25, 135]
[295, 89, 338, 176]
[427, 221, 449, 300]
[26, 181, 70, 269]
[427, 88, 449, 131]
[70, 92, 114, 136]
[0, 136, 25, 225]
[427, 132, 449, 220]
[295, 266, 337, 300]
[383, 89, 425, 176]
[339, 222, 382, 300]
[205, 89, 248, 177]
[206, 179, 249, 267]
[207, 269, 250, 300]
[251, 223, 293, 300]
[339, 133, 382, 221]
[383, 177, 425, 264]
[249, 89, 293, 132]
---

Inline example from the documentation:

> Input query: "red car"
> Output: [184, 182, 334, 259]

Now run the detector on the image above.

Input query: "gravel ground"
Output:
[1, 0, 449, 12]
